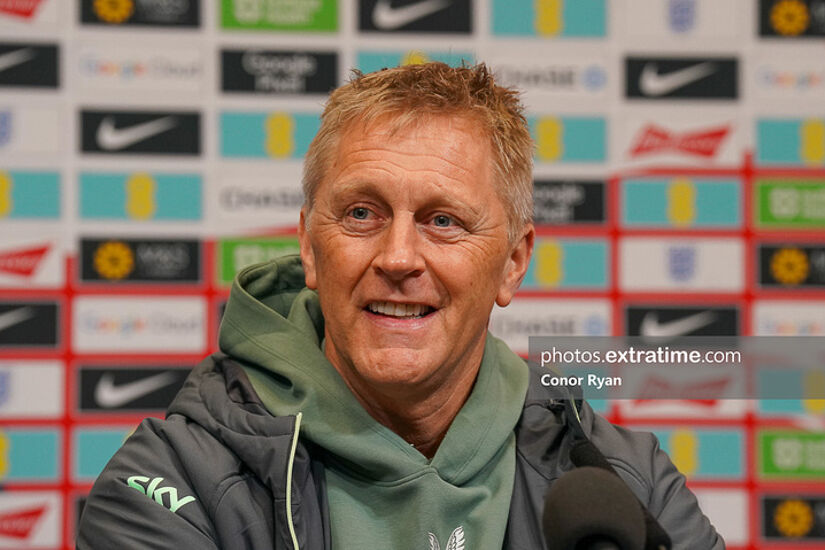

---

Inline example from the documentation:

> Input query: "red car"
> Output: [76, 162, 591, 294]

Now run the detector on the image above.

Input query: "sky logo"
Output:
[522, 238, 609, 289]
[622, 177, 741, 228]
[492, 0, 606, 37]
[79, 172, 202, 221]
[357, 51, 474, 74]
[221, 112, 319, 159]
[757, 118, 825, 166]
[529, 116, 606, 163]
[0, 171, 59, 219]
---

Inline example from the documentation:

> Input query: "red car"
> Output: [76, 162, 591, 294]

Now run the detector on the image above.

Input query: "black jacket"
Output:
[77, 354, 724, 549]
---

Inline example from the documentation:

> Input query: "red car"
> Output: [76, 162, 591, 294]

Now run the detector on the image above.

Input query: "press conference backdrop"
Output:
[0, 0, 824, 548]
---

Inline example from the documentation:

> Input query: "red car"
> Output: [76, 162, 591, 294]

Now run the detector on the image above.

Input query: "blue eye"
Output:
[351, 207, 369, 220]
[433, 215, 452, 227]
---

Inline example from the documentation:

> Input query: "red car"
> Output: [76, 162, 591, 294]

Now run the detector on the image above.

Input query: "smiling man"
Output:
[77, 63, 723, 550]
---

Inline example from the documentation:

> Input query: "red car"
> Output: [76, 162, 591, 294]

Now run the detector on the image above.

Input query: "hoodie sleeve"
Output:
[586, 407, 726, 550]
[76, 418, 219, 550]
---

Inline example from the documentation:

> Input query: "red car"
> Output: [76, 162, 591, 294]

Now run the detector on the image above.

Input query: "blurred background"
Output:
[0, 0, 824, 548]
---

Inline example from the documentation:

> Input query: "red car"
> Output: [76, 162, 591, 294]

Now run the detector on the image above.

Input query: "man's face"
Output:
[299, 115, 532, 394]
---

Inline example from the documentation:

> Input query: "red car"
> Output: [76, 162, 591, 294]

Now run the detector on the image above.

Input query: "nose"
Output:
[373, 214, 425, 280]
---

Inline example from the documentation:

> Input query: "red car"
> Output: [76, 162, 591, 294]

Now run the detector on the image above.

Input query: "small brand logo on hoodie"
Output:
[428, 525, 465, 550]
[127, 475, 196, 513]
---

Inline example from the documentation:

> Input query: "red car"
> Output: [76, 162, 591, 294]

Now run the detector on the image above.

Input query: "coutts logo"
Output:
[630, 125, 730, 158]
[0, 504, 47, 539]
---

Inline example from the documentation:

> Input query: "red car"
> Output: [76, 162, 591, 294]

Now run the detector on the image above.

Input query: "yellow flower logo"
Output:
[770, 247, 809, 285]
[770, 0, 810, 36]
[93, 241, 135, 280]
[774, 499, 814, 537]
[93, 0, 135, 24]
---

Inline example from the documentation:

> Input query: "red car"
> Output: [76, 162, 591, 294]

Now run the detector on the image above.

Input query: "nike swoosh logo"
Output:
[95, 116, 177, 151]
[640, 311, 717, 339]
[0, 307, 35, 333]
[639, 62, 716, 96]
[94, 371, 179, 408]
[0, 48, 35, 73]
[372, 0, 451, 30]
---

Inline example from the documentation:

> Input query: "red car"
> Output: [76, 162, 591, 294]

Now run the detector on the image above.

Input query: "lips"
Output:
[366, 301, 435, 318]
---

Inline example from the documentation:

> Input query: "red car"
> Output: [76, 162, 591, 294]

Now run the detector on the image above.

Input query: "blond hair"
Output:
[302, 62, 533, 241]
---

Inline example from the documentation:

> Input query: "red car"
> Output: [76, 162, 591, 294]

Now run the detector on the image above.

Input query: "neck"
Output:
[327, 346, 485, 460]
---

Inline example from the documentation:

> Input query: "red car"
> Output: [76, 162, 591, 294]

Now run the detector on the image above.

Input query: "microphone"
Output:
[570, 440, 672, 550]
[542, 466, 646, 550]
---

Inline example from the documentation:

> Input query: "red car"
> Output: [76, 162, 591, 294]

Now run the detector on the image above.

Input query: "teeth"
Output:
[368, 301, 431, 318]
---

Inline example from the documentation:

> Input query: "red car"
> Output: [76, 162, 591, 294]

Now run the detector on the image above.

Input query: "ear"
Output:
[298, 207, 318, 290]
[496, 224, 534, 307]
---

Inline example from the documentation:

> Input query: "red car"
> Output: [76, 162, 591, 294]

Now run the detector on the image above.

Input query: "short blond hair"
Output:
[302, 62, 533, 241]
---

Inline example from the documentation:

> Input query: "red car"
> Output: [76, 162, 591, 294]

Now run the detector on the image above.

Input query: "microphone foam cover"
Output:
[543, 467, 646, 550]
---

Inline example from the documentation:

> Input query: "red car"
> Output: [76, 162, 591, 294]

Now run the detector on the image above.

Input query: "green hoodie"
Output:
[219, 256, 530, 549]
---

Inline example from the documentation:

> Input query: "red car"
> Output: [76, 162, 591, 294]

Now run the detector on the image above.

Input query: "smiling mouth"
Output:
[366, 301, 435, 319]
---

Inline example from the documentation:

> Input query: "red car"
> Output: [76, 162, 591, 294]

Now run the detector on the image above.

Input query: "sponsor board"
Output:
[214, 172, 303, 228]
[754, 57, 825, 99]
[0, 0, 59, 29]
[625, 56, 738, 100]
[489, 298, 611, 355]
[356, 50, 473, 74]
[625, 305, 740, 337]
[79, 237, 201, 284]
[0, 42, 58, 88]
[77, 45, 203, 93]
[759, 430, 825, 479]
[758, 243, 825, 288]
[80, 0, 200, 27]
[757, 369, 825, 415]
[0, 491, 60, 547]
[217, 237, 300, 286]
[756, 179, 825, 228]
[359, 0, 471, 33]
[220, 111, 319, 159]
[759, 0, 825, 37]
[219, 0, 336, 31]
[490, 59, 608, 98]
[0, 238, 63, 288]
[762, 495, 825, 540]
[0, 361, 63, 418]
[221, 49, 337, 94]
[533, 179, 605, 225]
[757, 118, 825, 166]
[622, 116, 739, 166]
[694, 489, 748, 546]
[80, 110, 201, 155]
[622, 177, 741, 228]
[620, 237, 744, 292]
[522, 238, 609, 290]
[622, 0, 739, 38]
[754, 300, 825, 335]
[0, 171, 59, 220]
[73, 427, 134, 481]
[79, 172, 202, 221]
[0, 427, 60, 482]
[77, 365, 191, 412]
[615, 398, 749, 419]
[0, 106, 60, 155]
[0, 301, 59, 348]
[529, 116, 607, 163]
[72, 296, 206, 353]
[491, 0, 606, 37]
[644, 427, 743, 479]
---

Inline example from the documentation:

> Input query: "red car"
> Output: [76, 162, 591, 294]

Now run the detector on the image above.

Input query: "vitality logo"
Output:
[127, 475, 195, 513]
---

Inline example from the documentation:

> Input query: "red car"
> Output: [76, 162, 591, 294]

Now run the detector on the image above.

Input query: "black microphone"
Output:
[542, 466, 646, 550]
[570, 440, 672, 550]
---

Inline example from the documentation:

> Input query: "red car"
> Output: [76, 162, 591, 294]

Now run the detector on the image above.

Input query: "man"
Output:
[77, 63, 723, 549]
